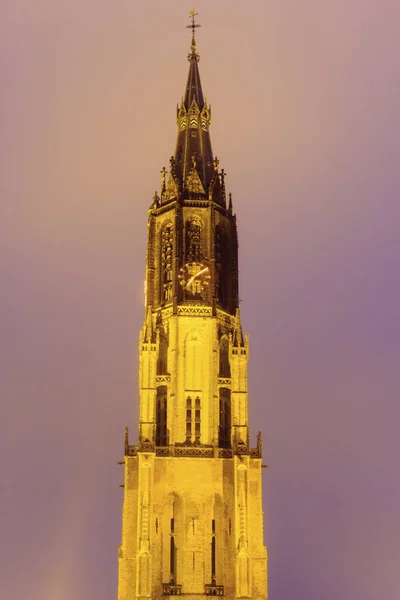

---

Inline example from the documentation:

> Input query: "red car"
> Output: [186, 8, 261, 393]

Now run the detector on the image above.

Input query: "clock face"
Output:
[178, 262, 211, 295]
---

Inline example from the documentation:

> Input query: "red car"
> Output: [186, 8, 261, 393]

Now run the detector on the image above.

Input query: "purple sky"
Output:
[2, 2, 400, 599]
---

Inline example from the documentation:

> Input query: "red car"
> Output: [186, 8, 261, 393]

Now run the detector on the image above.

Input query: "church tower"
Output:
[118, 13, 268, 600]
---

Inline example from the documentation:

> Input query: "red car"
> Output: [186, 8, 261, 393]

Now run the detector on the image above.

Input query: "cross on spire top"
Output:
[187, 9, 201, 57]
[187, 9, 201, 34]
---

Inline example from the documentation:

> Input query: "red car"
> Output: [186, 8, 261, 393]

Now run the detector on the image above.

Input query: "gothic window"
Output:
[186, 397, 192, 441]
[186, 219, 202, 263]
[215, 225, 228, 307]
[194, 396, 201, 443]
[215, 226, 221, 257]
[157, 329, 168, 375]
[219, 335, 230, 377]
[185, 330, 202, 390]
[185, 396, 201, 443]
[156, 386, 168, 446]
[162, 224, 173, 301]
[211, 520, 216, 582]
[219, 388, 231, 448]
[170, 518, 176, 582]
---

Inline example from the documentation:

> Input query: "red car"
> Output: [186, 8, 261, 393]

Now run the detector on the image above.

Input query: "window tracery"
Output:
[219, 387, 231, 448]
[156, 386, 168, 446]
[162, 224, 173, 301]
[215, 225, 228, 307]
[219, 335, 230, 378]
[186, 396, 201, 444]
[185, 330, 202, 390]
[186, 219, 202, 262]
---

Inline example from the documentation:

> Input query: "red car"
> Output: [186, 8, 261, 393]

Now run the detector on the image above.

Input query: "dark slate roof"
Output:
[173, 40, 215, 195]
[183, 49, 204, 110]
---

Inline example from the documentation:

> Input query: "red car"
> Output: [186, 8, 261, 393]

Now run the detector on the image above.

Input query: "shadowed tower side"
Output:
[117, 12, 268, 600]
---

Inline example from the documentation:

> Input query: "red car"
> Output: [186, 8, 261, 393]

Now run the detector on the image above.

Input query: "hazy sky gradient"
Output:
[2, 2, 400, 599]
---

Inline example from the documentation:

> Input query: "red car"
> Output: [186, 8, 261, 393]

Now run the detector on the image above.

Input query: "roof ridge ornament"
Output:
[187, 9, 200, 61]
[186, 153, 205, 195]
[160, 166, 167, 195]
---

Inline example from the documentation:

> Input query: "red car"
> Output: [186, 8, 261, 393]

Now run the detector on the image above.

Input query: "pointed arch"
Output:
[219, 387, 231, 448]
[219, 334, 230, 377]
[185, 218, 202, 263]
[215, 224, 228, 308]
[157, 328, 168, 375]
[184, 329, 202, 391]
[155, 385, 168, 446]
[161, 221, 173, 302]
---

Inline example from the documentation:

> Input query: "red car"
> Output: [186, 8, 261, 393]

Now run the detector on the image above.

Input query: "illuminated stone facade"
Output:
[117, 20, 268, 600]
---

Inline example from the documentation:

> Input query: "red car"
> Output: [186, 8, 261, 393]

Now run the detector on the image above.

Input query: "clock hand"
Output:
[186, 266, 209, 289]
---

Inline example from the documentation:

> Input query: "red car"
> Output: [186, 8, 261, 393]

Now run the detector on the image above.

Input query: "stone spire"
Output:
[172, 12, 214, 198]
[157, 12, 228, 207]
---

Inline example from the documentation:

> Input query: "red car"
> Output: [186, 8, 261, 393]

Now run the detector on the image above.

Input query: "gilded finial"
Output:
[160, 166, 167, 194]
[187, 9, 200, 60]
[213, 156, 220, 172]
[191, 153, 197, 169]
[220, 169, 227, 205]
[152, 191, 160, 207]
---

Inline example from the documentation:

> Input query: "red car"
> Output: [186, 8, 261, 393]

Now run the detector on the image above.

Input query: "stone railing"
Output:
[125, 445, 137, 457]
[250, 447, 261, 458]
[174, 446, 213, 458]
[155, 446, 169, 457]
[162, 583, 182, 596]
[156, 375, 171, 384]
[218, 448, 233, 458]
[234, 444, 262, 458]
[205, 584, 224, 596]
[217, 377, 232, 387]
[139, 440, 155, 452]
[125, 432, 262, 459]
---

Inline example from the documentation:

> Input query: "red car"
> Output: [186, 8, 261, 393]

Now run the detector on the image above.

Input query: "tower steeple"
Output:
[117, 14, 267, 600]
[184, 8, 203, 107]
[161, 12, 218, 203]
[145, 13, 238, 314]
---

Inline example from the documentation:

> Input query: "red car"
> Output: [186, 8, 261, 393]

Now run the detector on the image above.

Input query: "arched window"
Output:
[186, 396, 192, 442]
[219, 388, 231, 448]
[215, 225, 227, 307]
[215, 225, 222, 264]
[170, 517, 176, 582]
[185, 330, 202, 391]
[194, 396, 201, 444]
[162, 224, 173, 301]
[156, 386, 168, 446]
[186, 219, 202, 263]
[185, 395, 201, 444]
[157, 330, 168, 375]
[219, 335, 230, 377]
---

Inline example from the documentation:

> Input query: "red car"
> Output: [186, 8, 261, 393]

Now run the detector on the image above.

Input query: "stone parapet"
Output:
[125, 443, 262, 459]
